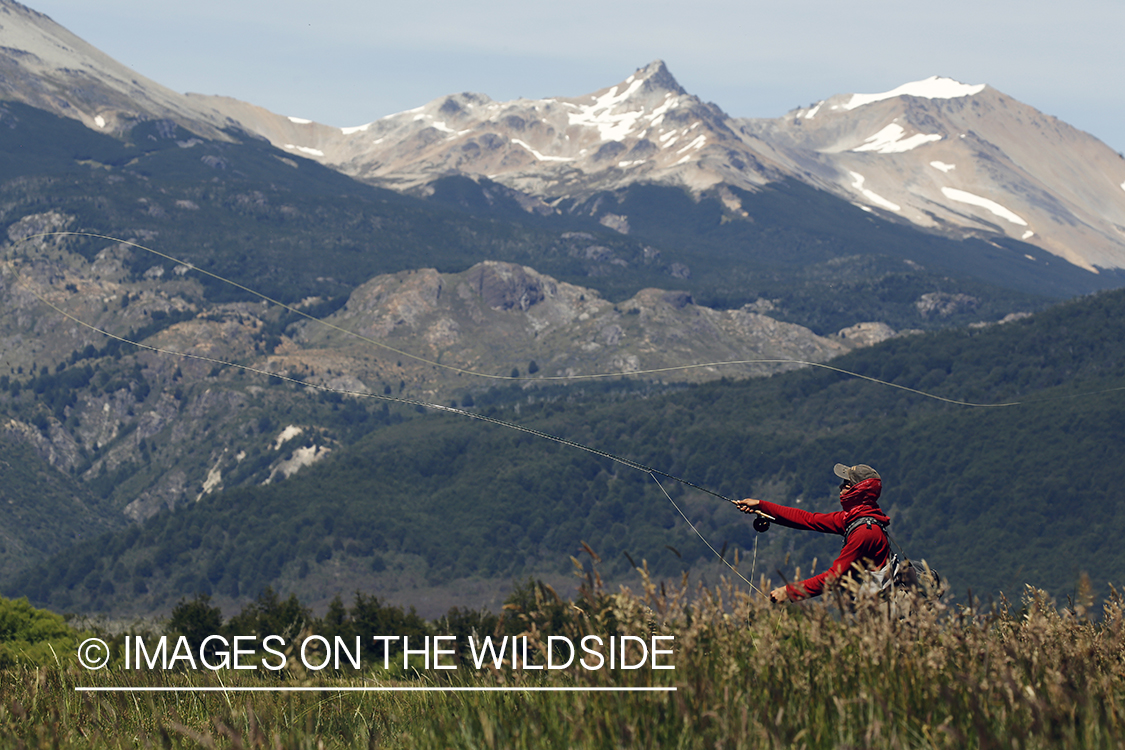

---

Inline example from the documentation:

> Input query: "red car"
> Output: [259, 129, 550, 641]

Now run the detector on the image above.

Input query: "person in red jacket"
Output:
[734, 463, 890, 602]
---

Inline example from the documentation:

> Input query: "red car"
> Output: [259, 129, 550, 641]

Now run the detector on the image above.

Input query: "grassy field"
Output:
[3, 567, 1124, 749]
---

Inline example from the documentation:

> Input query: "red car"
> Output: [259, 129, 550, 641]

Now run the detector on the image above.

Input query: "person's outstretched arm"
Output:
[736, 498, 845, 534]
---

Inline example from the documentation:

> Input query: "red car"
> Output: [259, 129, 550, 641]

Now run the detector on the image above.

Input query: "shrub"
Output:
[0, 596, 82, 668]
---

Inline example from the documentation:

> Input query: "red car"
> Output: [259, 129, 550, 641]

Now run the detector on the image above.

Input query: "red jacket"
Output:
[757, 478, 890, 600]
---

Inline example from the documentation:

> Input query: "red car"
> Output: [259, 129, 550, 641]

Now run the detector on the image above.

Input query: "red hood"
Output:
[840, 477, 888, 524]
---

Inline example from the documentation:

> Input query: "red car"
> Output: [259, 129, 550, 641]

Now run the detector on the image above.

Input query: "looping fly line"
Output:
[12, 231, 1123, 594]
[20, 278, 762, 591]
[12, 231, 1036, 407]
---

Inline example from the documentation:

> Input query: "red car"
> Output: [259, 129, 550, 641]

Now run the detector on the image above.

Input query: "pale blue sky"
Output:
[29, 0, 1125, 153]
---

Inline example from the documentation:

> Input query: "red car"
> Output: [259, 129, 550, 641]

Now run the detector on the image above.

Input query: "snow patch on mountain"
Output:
[941, 187, 1027, 226]
[646, 92, 681, 126]
[930, 161, 956, 172]
[845, 77, 985, 110]
[512, 139, 574, 162]
[853, 123, 942, 153]
[678, 135, 707, 153]
[567, 77, 649, 140]
[849, 172, 900, 211]
[284, 144, 325, 157]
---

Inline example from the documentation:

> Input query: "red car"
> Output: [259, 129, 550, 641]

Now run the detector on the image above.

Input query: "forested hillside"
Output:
[0, 431, 118, 575]
[7, 287, 1123, 616]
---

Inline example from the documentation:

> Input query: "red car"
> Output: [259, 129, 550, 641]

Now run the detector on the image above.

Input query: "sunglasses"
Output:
[839, 481, 854, 490]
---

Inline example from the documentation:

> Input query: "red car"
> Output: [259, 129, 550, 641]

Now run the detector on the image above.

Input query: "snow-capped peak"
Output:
[844, 76, 986, 110]
[555, 60, 697, 142]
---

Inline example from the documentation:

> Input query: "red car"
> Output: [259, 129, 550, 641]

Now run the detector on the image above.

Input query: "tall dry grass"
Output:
[2, 565, 1124, 748]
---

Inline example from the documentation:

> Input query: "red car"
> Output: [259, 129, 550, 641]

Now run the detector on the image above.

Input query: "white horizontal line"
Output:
[76, 686, 675, 693]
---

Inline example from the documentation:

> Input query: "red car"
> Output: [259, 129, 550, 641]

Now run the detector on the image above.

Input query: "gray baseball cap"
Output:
[834, 463, 881, 484]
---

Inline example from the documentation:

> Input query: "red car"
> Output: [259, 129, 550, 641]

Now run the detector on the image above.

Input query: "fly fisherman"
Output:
[734, 463, 890, 603]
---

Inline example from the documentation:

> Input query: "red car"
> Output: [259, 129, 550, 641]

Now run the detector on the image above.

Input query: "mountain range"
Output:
[202, 63, 1125, 278]
[4, 1, 1125, 282]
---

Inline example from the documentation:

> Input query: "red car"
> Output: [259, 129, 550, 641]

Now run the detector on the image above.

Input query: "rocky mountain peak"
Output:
[739, 77, 1125, 272]
[0, 0, 230, 137]
[214, 58, 771, 198]
[630, 59, 687, 97]
[570, 59, 692, 121]
[434, 92, 493, 121]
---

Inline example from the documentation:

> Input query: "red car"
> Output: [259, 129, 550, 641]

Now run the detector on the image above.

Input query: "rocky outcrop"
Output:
[466, 263, 553, 311]
[836, 321, 898, 348]
[290, 261, 853, 388]
[916, 292, 979, 318]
